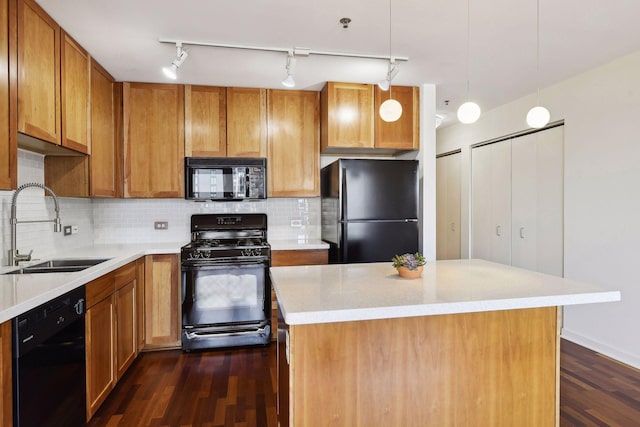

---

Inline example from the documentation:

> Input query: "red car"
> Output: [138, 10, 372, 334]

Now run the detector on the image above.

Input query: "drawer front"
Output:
[115, 262, 136, 290]
[272, 249, 328, 267]
[86, 272, 116, 308]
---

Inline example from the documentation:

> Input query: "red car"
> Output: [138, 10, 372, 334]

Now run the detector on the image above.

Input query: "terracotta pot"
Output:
[396, 265, 423, 279]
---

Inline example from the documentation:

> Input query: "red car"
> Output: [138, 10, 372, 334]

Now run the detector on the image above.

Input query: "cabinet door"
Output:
[320, 82, 374, 151]
[90, 59, 119, 197]
[512, 127, 564, 276]
[123, 82, 184, 197]
[267, 89, 319, 197]
[185, 85, 227, 157]
[144, 254, 180, 348]
[374, 85, 419, 150]
[17, 0, 61, 145]
[86, 295, 115, 420]
[436, 152, 461, 260]
[0, 320, 11, 426]
[472, 140, 511, 265]
[226, 87, 266, 157]
[115, 280, 136, 379]
[136, 257, 145, 352]
[0, 0, 16, 191]
[61, 31, 89, 153]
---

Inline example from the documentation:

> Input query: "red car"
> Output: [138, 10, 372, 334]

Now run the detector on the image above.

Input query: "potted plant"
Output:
[392, 252, 426, 279]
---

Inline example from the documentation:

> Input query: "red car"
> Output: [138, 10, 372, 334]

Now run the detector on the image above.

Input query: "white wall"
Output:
[437, 50, 640, 368]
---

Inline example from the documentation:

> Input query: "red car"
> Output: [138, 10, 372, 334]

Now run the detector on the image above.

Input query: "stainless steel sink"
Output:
[3, 258, 112, 275]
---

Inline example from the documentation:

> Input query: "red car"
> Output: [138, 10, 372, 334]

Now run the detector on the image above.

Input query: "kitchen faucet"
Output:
[8, 182, 62, 266]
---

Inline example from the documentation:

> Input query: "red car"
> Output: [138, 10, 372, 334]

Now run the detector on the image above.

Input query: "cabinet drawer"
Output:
[115, 262, 136, 290]
[86, 273, 115, 308]
[272, 249, 328, 267]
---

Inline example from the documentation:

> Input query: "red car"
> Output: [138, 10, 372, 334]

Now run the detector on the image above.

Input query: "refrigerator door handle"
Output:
[342, 167, 348, 262]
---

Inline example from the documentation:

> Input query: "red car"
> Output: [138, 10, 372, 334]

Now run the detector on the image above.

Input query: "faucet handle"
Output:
[15, 249, 33, 263]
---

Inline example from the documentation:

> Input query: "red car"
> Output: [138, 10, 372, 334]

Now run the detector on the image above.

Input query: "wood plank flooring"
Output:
[88, 339, 640, 427]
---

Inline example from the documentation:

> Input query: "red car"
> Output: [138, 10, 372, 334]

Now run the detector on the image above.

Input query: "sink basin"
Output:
[3, 258, 112, 275]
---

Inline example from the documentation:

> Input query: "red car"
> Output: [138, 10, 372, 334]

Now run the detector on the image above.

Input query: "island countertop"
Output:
[270, 259, 621, 325]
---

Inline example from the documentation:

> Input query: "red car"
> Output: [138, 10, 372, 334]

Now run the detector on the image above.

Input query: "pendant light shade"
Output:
[380, 99, 403, 122]
[526, 105, 550, 128]
[457, 101, 481, 124]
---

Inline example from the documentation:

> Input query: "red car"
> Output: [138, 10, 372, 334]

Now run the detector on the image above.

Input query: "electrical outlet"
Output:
[290, 219, 302, 228]
[154, 221, 169, 230]
[63, 226, 72, 236]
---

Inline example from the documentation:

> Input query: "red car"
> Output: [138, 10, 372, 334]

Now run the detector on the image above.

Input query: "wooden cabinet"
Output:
[267, 90, 319, 197]
[144, 254, 180, 348]
[60, 31, 90, 153]
[320, 82, 374, 152]
[0, 320, 12, 426]
[123, 82, 184, 198]
[184, 85, 226, 157]
[17, 0, 61, 145]
[436, 151, 461, 260]
[374, 85, 419, 150]
[226, 87, 267, 157]
[85, 262, 139, 420]
[0, 0, 16, 191]
[136, 257, 145, 352]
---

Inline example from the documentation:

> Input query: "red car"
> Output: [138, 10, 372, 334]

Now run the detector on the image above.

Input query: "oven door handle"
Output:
[185, 326, 269, 339]
[181, 261, 268, 271]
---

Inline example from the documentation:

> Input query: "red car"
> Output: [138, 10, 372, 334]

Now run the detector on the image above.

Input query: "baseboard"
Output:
[561, 329, 640, 369]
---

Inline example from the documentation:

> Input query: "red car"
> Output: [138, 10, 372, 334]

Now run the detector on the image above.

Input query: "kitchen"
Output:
[1, 0, 639, 426]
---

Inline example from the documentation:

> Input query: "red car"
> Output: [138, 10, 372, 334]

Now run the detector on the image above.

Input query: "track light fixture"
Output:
[378, 59, 399, 91]
[162, 42, 188, 80]
[281, 51, 296, 88]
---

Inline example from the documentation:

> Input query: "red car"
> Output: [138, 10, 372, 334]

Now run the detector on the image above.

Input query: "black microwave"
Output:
[185, 157, 267, 201]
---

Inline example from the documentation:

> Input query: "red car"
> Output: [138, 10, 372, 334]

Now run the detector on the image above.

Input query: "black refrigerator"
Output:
[321, 159, 419, 263]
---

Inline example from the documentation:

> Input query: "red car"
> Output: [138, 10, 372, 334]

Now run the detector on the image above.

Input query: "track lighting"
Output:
[378, 60, 399, 91]
[281, 51, 296, 88]
[162, 42, 188, 80]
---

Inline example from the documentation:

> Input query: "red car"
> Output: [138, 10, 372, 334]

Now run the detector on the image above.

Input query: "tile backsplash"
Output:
[0, 150, 320, 265]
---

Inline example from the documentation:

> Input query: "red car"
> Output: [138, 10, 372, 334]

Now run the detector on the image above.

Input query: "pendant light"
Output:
[526, 0, 550, 128]
[379, 0, 402, 123]
[457, 0, 481, 124]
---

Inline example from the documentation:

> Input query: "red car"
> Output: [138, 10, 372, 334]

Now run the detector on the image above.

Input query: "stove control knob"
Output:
[202, 252, 211, 258]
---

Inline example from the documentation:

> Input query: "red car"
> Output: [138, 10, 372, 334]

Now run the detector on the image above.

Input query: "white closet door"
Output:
[511, 126, 564, 276]
[472, 140, 511, 264]
[436, 152, 461, 260]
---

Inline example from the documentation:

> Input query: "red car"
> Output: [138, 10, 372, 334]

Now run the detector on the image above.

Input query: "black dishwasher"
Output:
[13, 286, 87, 427]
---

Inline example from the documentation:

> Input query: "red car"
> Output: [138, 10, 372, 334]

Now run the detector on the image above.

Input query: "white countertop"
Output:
[0, 242, 185, 323]
[269, 239, 329, 251]
[270, 259, 621, 325]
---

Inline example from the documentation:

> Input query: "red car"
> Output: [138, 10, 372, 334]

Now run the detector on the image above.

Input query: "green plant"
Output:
[391, 252, 426, 270]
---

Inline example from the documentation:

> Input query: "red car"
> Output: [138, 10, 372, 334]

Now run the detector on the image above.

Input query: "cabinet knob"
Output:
[451, 222, 456, 232]
[496, 225, 501, 236]
[520, 227, 525, 239]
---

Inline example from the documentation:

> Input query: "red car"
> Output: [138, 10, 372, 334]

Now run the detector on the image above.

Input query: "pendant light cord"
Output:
[465, 0, 470, 100]
[535, 0, 540, 104]
[388, 0, 393, 100]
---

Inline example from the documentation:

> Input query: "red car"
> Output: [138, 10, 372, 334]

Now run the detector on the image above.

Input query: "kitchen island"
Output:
[270, 260, 620, 427]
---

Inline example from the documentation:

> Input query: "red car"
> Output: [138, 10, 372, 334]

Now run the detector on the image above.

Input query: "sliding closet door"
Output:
[436, 152, 461, 260]
[511, 126, 564, 276]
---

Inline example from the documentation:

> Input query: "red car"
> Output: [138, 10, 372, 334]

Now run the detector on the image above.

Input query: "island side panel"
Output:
[287, 307, 558, 427]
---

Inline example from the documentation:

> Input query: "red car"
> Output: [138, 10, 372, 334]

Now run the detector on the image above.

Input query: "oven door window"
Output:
[182, 264, 267, 326]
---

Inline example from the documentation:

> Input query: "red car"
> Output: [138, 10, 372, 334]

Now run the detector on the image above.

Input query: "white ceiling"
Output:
[38, 0, 640, 127]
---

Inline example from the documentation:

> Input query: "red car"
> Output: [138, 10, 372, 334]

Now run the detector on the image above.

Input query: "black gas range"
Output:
[181, 214, 271, 351]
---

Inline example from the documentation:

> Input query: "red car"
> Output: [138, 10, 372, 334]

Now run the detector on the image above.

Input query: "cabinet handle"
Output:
[496, 225, 501, 236]
[451, 222, 456, 232]
[520, 227, 525, 239]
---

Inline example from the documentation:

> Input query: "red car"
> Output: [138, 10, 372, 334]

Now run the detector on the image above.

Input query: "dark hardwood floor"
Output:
[88, 339, 640, 427]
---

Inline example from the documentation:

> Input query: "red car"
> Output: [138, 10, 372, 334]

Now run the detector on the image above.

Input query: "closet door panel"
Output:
[437, 153, 461, 260]
[511, 134, 538, 271]
[490, 141, 512, 265]
[471, 144, 493, 261]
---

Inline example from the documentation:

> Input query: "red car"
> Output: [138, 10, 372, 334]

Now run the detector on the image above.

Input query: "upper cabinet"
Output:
[17, 0, 60, 145]
[321, 81, 420, 154]
[184, 85, 226, 157]
[374, 85, 419, 151]
[123, 82, 184, 198]
[0, 0, 16, 191]
[320, 82, 374, 152]
[61, 31, 90, 153]
[226, 87, 267, 157]
[267, 90, 320, 197]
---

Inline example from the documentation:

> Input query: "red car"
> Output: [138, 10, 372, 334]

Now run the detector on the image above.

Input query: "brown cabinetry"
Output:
[226, 87, 267, 157]
[267, 90, 320, 197]
[136, 257, 145, 351]
[321, 82, 420, 154]
[0, 320, 12, 426]
[0, 0, 16, 191]
[61, 31, 90, 153]
[17, 0, 61, 145]
[123, 82, 184, 198]
[85, 261, 139, 420]
[144, 254, 180, 348]
[185, 85, 226, 157]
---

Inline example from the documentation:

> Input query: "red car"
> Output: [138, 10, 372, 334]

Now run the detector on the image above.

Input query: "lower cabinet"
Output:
[270, 249, 328, 340]
[1, 320, 12, 427]
[85, 261, 138, 420]
[143, 254, 180, 349]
